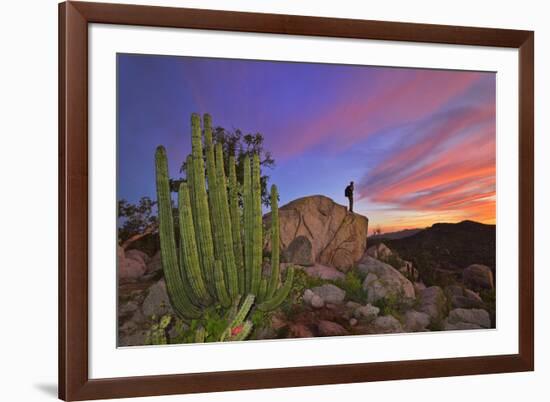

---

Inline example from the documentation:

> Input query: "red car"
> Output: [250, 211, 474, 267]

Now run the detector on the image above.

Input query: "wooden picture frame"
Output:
[59, 1, 534, 400]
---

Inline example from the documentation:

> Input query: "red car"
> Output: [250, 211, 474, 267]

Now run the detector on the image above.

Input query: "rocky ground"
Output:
[117, 196, 496, 346]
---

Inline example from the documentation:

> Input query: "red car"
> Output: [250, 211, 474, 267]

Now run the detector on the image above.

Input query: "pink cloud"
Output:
[274, 69, 488, 159]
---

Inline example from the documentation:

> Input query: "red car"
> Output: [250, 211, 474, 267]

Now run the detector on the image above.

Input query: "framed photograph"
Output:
[59, 1, 534, 400]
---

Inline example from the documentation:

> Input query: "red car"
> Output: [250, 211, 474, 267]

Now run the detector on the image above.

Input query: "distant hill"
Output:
[368, 220, 496, 285]
[368, 228, 423, 241]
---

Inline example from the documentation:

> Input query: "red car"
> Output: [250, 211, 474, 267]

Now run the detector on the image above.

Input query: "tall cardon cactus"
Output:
[154, 113, 294, 341]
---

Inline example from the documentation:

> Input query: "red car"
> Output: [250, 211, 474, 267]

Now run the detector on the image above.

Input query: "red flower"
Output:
[231, 325, 243, 336]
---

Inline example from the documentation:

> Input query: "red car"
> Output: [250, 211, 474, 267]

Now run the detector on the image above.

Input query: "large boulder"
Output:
[317, 320, 348, 337]
[444, 308, 491, 330]
[311, 284, 346, 305]
[373, 315, 403, 333]
[263, 195, 369, 271]
[358, 256, 415, 303]
[302, 289, 325, 308]
[126, 249, 150, 265]
[353, 304, 380, 322]
[404, 310, 431, 332]
[417, 286, 448, 323]
[365, 243, 418, 281]
[118, 246, 147, 281]
[146, 251, 163, 274]
[141, 279, 174, 318]
[302, 264, 345, 281]
[445, 285, 484, 309]
[463, 264, 494, 290]
[366, 243, 393, 260]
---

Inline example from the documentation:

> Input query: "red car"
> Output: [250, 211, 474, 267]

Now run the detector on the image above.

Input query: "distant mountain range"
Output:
[368, 228, 423, 241]
[368, 220, 496, 284]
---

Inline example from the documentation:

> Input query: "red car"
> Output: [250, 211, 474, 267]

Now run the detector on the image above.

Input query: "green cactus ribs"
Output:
[154, 113, 294, 343]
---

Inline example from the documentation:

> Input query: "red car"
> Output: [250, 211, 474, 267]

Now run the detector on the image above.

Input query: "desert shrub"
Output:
[335, 270, 368, 304]
[373, 292, 406, 322]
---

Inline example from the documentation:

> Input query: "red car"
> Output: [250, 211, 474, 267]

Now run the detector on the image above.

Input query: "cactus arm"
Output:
[228, 320, 253, 342]
[231, 294, 255, 328]
[250, 154, 263, 294]
[186, 154, 197, 229]
[178, 182, 211, 305]
[203, 114, 222, 261]
[220, 294, 255, 341]
[258, 277, 268, 302]
[215, 143, 239, 298]
[257, 266, 295, 312]
[266, 184, 280, 299]
[243, 156, 252, 293]
[190, 114, 216, 297]
[228, 155, 245, 295]
[154, 146, 201, 318]
[213, 259, 231, 308]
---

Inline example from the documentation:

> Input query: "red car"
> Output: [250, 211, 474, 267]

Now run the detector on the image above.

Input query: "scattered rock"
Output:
[303, 289, 325, 308]
[464, 289, 483, 303]
[118, 246, 147, 281]
[353, 304, 380, 322]
[129, 308, 147, 325]
[417, 286, 447, 323]
[443, 321, 484, 331]
[414, 282, 427, 293]
[366, 243, 393, 260]
[358, 256, 415, 303]
[463, 264, 494, 291]
[303, 264, 345, 281]
[445, 285, 484, 309]
[447, 308, 491, 329]
[404, 310, 431, 332]
[317, 320, 348, 336]
[282, 235, 314, 266]
[126, 249, 150, 265]
[346, 301, 362, 310]
[349, 318, 358, 326]
[142, 279, 173, 318]
[289, 323, 314, 338]
[311, 294, 325, 309]
[263, 195, 369, 271]
[311, 284, 346, 305]
[302, 289, 314, 304]
[119, 300, 139, 317]
[119, 330, 148, 347]
[146, 251, 163, 274]
[373, 315, 403, 333]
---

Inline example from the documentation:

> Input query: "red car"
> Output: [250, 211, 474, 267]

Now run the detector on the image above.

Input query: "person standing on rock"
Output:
[345, 181, 354, 213]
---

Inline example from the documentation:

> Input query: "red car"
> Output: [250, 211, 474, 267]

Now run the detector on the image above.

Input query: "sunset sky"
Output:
[118, 54, 496, 233]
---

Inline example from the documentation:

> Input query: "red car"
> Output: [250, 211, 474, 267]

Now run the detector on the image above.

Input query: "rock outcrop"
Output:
[445, 285, 484, 309]
[444, 308, 491, 330]
[357, 256, 415, 303]
[463, 264, 494, 290]
[118, 246, 148, 282]
[263, 195, 368, 271]
[417, 286, 448, 323]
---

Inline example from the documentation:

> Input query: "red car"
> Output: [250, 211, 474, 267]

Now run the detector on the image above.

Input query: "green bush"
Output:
[335, 271, 368, 304]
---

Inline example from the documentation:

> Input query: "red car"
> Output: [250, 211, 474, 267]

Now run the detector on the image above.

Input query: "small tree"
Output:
[173, 127, 275, 207]
[118, 197, 158, 249]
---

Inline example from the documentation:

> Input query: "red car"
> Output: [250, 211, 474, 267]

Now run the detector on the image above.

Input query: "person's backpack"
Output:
[345, 185, 351, 197]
